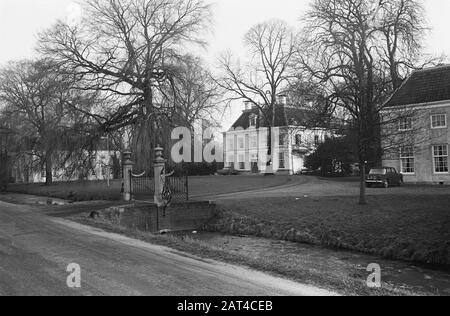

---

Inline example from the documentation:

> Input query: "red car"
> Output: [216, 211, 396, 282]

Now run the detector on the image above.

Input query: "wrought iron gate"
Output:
[130, 171, 188, 202]
[165, 175, 189, 202]
[130, 171, 154, 200]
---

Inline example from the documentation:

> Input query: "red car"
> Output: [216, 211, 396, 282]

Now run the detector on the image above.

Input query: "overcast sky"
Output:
[1, 0, 449, 129]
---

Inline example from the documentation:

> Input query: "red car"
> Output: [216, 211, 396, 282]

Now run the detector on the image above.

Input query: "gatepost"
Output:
[122, 152, 133, 201]
[153, 147, 167, 232]
[153, 146, 166, 206]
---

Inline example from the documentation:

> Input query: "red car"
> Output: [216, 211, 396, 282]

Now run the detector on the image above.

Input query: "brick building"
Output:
[382, 65, 450, 184]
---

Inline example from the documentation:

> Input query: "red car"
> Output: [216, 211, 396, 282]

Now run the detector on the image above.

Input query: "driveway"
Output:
[0, 200, 336, 296]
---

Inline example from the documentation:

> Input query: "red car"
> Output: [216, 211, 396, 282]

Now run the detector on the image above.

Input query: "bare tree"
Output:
[38, 0, 211, 143]
[286, 80, 337, 129]
[0, 122, 14, 190]
[300, 0, 438, 204]
[218, 20, 297, 174]
[0, 60, 96, 185]
[169, 56, 222, 128]
[130, 55, 222, 170]
[377, 0, 430, 90]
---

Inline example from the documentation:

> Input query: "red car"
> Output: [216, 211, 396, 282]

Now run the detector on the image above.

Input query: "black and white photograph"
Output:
[0, 0, 449, 299]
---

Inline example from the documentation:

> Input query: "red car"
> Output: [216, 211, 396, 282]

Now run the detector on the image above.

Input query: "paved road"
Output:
[0, 200, 336, 296]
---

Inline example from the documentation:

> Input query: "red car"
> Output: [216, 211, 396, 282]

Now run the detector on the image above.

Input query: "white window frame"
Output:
[226, 136, 234, 151]
[249, 115, 257, 128]
[279, 133, 287, 146]
[400, 146, 415, 175]
[226, 155, 234, 167]
[250, 134, 258, 148]
[238, 155, 245, 170]
[399, 117, 413, 131]
[432, 145, 449, 174]
[279, 152, 286, 169]
[238, 137, 245, 149]
[431, 114, 447, 129]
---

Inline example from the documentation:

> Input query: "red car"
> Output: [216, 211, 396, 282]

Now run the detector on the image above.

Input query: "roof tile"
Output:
[385, 65, 450, 107]
[231, 105, 323, 130]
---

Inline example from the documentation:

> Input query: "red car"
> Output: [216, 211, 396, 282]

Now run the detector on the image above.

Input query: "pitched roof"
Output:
[231, 105, 324, 130]
[232, 109, 257, 130]
[385, 65, 450, 108]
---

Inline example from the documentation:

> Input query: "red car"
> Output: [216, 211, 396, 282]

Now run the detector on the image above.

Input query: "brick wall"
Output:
[100, 201, 215, 233]
[382, 103, 450, 184]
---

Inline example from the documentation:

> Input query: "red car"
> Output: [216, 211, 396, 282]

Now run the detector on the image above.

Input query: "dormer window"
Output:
[295, 134, 302, 146]
[314, 135, 320, 146]
[249, 114, 257, 128]
[279, 132, 288, 146]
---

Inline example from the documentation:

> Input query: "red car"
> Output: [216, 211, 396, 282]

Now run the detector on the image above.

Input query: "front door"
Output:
[251, 161, 259, 173]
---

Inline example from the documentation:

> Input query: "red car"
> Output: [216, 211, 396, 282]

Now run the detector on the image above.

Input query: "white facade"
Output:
[223, 125, 329, 175]
[11, 150, 120, 183]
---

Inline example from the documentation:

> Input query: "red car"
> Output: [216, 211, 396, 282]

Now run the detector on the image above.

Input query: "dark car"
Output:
[217, 166, 238, 176]
[366, 167, 403, 188]
[300, 168, 315, 175]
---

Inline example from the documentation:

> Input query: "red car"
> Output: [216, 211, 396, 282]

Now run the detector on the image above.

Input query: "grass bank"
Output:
[206, 195, 450, 266]
[6, 180, 123, 201]
[70, 213, 424, 296]
[6, 175, 293, 201]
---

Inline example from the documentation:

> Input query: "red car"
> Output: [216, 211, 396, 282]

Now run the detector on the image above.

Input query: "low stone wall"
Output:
[96, 201, 215, 233]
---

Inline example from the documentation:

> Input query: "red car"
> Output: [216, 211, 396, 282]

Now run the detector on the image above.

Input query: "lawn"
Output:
[6, 176, 449, 266]
[71, 214, 421, 296]
[5, 175, 292, 201]
[188, 175, 292, 198]
[6, 180, 124, 201]
[207, 195, 450, 266]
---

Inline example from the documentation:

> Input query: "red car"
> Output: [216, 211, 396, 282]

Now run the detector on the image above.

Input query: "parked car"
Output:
[217, 166, 238, 176]
[366, 167, 403, 188]
[300, 168, 315, 175]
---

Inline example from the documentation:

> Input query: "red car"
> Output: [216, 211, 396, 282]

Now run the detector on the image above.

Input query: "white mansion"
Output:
[223, 98, 331, 175]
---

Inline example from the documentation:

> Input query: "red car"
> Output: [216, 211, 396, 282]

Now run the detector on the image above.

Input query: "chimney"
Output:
[244, 101, 252, 111]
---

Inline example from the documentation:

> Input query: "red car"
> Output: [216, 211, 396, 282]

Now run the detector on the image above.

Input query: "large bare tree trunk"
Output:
[132, 121, 154, 173]
[265, 102, 277, 176]
[359, 160, 367, 205]
[0, 153, 9, 190]
[45, 151, 53, 186]
[265, 124, 274, 176]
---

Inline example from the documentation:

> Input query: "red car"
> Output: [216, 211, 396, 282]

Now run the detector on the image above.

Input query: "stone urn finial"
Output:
[154, 146, 165, 164]
[122, 152, 133, 166]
